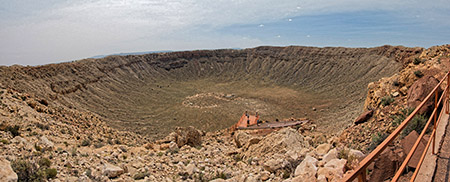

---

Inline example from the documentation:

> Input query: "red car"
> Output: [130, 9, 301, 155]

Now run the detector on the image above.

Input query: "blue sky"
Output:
[1, 0, 449, 66]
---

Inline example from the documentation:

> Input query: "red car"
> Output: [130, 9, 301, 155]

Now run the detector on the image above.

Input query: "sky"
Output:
[1, 0, 450, 66]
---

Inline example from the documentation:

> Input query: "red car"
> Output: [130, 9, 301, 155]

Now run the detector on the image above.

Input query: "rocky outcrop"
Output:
[0, 157, 18, 182]
[160, 126, 203, 148]
[407, 75, 443, 114]
[243, 127, 309, 158]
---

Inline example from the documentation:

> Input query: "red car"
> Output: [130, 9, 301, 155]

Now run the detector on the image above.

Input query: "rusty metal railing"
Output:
[342, 71, 450, 182]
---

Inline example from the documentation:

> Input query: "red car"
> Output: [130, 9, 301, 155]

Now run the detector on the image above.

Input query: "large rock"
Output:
[0, 157, 18, 182]
[315, 143, 332, 156]
[407, 75, 443, 114]
[317, 159, 347, 182]
[322, 149, 338, 164]
[185, 163, 198, 175]
[102, 163, 124, 178]
[354, 110, 373, 125]
[263, 158, 287, 173]
[234, 130, 260, 149]
[244, 128, 309, 158]
[294, 156, 318, 179]
[400, 130, 426, 168]
[39, 136, 54, 150]
[369, 147, 405, 182]
[165, 126, 203, 147]
[348, 149, 365, 162]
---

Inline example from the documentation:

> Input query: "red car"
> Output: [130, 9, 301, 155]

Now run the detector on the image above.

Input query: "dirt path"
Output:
[433, 117, 450, 182]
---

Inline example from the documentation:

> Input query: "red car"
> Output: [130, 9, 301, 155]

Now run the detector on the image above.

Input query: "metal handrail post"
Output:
[433, 89, 437, 154]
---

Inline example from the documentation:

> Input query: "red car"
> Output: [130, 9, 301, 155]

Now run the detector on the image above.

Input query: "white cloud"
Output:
[1, 0, 450, 65]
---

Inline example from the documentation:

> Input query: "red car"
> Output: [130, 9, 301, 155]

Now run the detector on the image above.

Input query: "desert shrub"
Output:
[380, 96, 395, 106]
[71, 147, 77, 156]
[38, 157, 51, 168]
[36, 123, 49, 130]
[94, 142, 104, 148]
[233, 154, 242, 162]
[414, 70, 424, 78]
[413, 57, 421, 65]
[45, 168, 57, 179]
[11, 159, 46, 181]
[214, 171, 228, 180]
[393, 80, 400, 86]
[391, 107, 415, 127]
[0, 139, 9, 144]
[133, 171, 150, 180]
[367, 132, 389, 151]
[34, 144, 43, 152]
[38, 99, 48, 106]
[81, 139, 91, 146]
[338, 148, 350, 159]
[6, 125, 20, 137]
[402, 114, 428, 137]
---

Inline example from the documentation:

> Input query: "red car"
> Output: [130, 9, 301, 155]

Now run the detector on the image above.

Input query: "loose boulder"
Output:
[162, 126, 203, 148]
[294, 156, 318, 179]
[244, 127, 309, 158]
[102, 163, 124, 178]
[0, 157, 18, 182]
[369, 147, 405, 182]
[354, 110, 373, 125]
[407, 75, 443, 114]
[400, 130, 426, 168]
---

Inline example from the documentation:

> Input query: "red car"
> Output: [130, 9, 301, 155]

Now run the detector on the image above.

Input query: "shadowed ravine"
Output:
[0, 46, 422, 139]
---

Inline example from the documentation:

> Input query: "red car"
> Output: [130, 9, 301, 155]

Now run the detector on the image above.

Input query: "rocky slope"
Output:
[0, 86, 364, 181]
[3, 44, 446, 182]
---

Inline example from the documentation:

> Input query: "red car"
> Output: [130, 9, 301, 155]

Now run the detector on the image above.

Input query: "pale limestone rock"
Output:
[168, 141, 179, 152]
[317, 174, 327, 182]
[294, 156, 318, 179]
[0, 157, 18, 182]
[102, 163, 124, 178]
[263, 158, 284, 173]
[185, 163, 198, 175]
[315, 143, 331, 156]
[39, 136, 54, 150]
[322, 148, 338, 164]
[349, 149, 365, 161]
[292, 175, 317, 182]
[260, 171, 270, 181]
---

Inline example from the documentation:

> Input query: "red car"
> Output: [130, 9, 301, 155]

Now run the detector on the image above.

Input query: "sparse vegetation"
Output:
[0, 139, 9, 144]
[36, 123, 49, 130]
[133, 171, 150, 180]
[380, 96, 395, 106]
[391, 107, 415, 127]
[414, 70, 424, 78]
[81, 139, 91, 146]
[5, 125, 20, 137]
[402, 114, 429, 137]
[12, 158, 57, 181]
[367, 132, 389, 151]
[413, 57, 422, 65]
[38, 157, 51, 168]
[233, 153, 242, 162]
[45, 168, 57, 179]
[338, 148, 350, 159]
